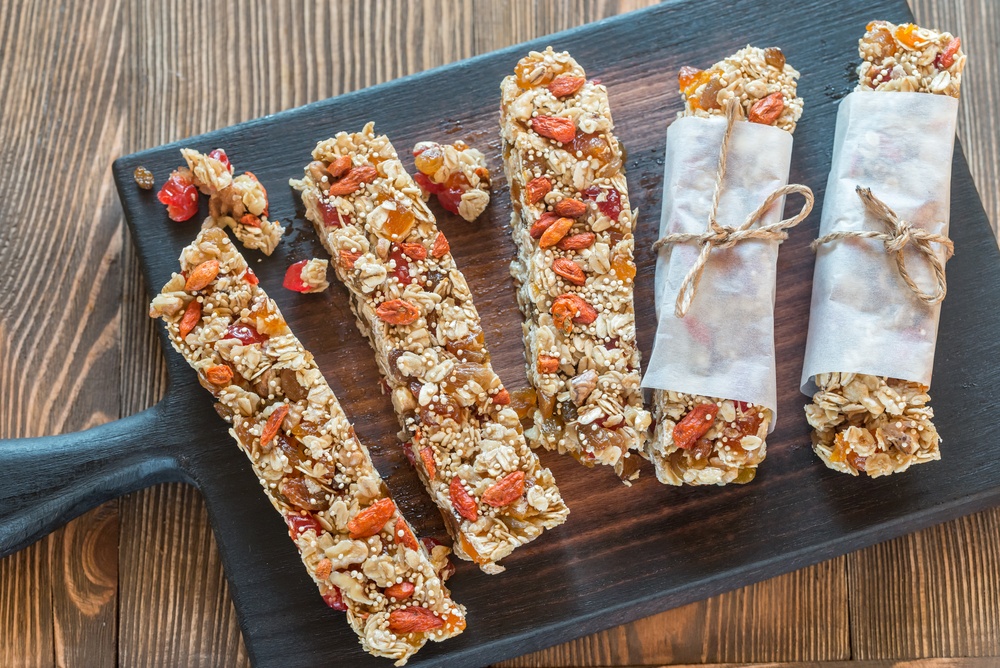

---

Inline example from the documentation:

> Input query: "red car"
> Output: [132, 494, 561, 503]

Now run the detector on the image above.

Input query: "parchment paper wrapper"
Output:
[641, 116, 793, 424]
[800, 91, 958, 394]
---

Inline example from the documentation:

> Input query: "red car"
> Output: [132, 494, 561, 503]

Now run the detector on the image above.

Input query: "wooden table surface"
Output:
[1, 1, 997, 667]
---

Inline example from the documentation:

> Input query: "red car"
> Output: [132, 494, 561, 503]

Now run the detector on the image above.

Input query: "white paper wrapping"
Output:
[642, 115, 793, 422]
[800, 91, 958, 394]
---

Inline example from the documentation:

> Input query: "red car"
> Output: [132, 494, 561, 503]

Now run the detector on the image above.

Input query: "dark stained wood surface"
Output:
[0, 1, 998, 667]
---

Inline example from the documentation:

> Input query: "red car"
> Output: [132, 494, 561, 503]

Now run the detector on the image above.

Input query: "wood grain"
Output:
[0, 1, 998, 667]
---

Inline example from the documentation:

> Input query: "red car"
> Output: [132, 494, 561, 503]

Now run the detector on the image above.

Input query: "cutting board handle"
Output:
[0, 401, 184, 558]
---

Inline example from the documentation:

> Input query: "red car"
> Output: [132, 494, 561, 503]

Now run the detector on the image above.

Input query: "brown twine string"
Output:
[652, 101, 814, 318]
[810, 186, 954, 306]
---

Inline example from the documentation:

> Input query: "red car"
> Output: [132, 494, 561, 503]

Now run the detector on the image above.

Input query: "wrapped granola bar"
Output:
[499, 48, 651, 483]
[802, 21, 964, 477]
[642, 46, 808, 486]
[149, 228, 465, 664]
[412, 140, 491, 222]
[291, 124, 569, 574]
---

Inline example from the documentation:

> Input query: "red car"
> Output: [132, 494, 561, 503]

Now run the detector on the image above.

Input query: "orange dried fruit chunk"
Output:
[314, 558, 333, 580]
[178, 299, 202, 339]
[553, 198, 587, 218]
[611, 254, 636, 282]
[547, 74, 585, 98]
[538, 216, 574, 248]
[481, 470, 525, 508]
[376, 299, 420, 325]
[419, 446, 437, 479]
[347, 497, 396, 539]
[529, 212, 561, 238]
[260, 404, 290, 447]
[493, 388, 511, 405]
[678, 66, 709, 95]
[672, 402, 719, 450]
[414, 144, 444, 175]
[339, 249, 362, 268]
[240, 213, 261, 228]
[536, 355, 560, 374]
[895, 23, 919, 49]
[551, 293, 597, 332]
[449, 476, 478, 522]
[394, 517, 419, 551]
[552, 257, 586, 286]
[748, 92, 784, 126]
[205, 364, 233, 386]
[524, 176, 552, 204]
[431, 232, 450, 259]
[557, 232, 596, 251]
[328, 164, 377, 196]
[185, 259, 220, 291]
[327, 155, 353, 179]
[401, 242, 427, 261]
[531, 115, 576, 143]
[389, 606, 444, 634]
[385, 582, 416, 600]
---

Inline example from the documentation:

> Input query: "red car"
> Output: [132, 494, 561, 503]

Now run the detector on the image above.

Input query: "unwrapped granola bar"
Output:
[802, 21, 964, 477]
[643, 46, 803, 486]
[412, 140, 491, 222]
[149, 227, 465, 664]
[291, 124, 569, 574]
[499, 47, 651, 483]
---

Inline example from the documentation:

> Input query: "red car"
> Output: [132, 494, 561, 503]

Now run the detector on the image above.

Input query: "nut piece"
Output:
[569, 369, 598, 405]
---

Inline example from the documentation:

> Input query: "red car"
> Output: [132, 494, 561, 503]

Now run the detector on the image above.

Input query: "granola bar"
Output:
[180, 148, 286, 254]
[499, 47, 651, 483]
[149, 227, 465, 664]
[804, 22, 963, 477]
[290, 123, 569, 574]
[644, 47, 801, 487]
[412, 140, 491, 222]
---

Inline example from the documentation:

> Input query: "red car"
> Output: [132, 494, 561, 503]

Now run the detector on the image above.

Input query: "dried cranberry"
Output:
[389, 245, 415, 285]
[735, 400, 752, 412]
[286, 513, 323, 538]
[582, 186, 622, 221]
[322, 586, 348, 611]
[420, 536, 442, 551]
[402, 441, 418, 468]
[222, 323, 268, 345]
[243, 267, 259, 286]
[318, 198, 350, 228]
[208, 148, 233, 173]
[157, 172, 199, 222]
[415, 173, 463, 216]
[283, 260, 311, 293]
[415, 172, 443, 196]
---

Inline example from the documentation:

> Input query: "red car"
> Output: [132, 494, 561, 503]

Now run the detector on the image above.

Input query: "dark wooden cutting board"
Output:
[2, 1, 999, 666]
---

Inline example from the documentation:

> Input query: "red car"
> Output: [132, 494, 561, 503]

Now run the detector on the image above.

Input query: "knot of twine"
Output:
[652, 101, 814, 318]
[811, 186, 954, 306]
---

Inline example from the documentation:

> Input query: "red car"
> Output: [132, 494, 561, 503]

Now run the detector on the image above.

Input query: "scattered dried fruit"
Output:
[260, 404, 289, 447]
[699, 76, 724, 110]
[347, 497, 396, 539]
[178, 299, 202, 338]
[314, 558, 333, 580]
[449, 476, 478, 522]
[482, 470, 525, 508]
[184, 259, 220, 291]
[208, 149, 233, 173]
[538, 216, 574, 248]
[240, 213, 261, 228]
[419, 447, 436, 479]
[553, 198, 587, 218]
[133, 166, 154, 190]
[283, 260, 311, 293]
[285, 513, 323, 538]
[327, 164, 377, 196]
[748, 92, 784, 125]
[536, 354, 560, 374]
[318, 199, 350, 228]
[401, 242, 428, 261]
[556, 232, 596, 251]
[431, 232, 450, 259]
[547, 74, 585, 97]
[222, 323, 267, 345]
[205, 364, 233, 386]
[243, 267, 259, 285]
[157, 170, 199, 221]
[552, 257, 586, 285]
[394, 517, 419, 551]
[678, 66, 708, 95]
[414, 144, 444, 175]
[895, 23, 919, 49]
[529, 212, 561, 238]
[376, 299, 420, 325]
[389, 245, 415, 285]
[551, 293, 597, 332]
[581, 185, 623, 221]
[531, 115, 576, 143]
[524, 176, 552, 204]
[322, 586, 348, 611]
[493, 388, 510, 405]
[389, 606, 443, 634]
[385, 582, 416, 600]
[936, 37, 961, 69]
[672, 402, 719, 450]
[327, 155, 353, 179]
[339, 249, 362, 268]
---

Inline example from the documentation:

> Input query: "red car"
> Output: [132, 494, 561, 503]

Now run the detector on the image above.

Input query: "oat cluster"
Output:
[291, 123, 568, 574]
[858, 20, 965, 96]
[500, 47, 651, 483]
[678, 45, 803, 133]
[181, 148, 286, 255]
[412, 140, 492, 222]
[149, 227, 465, 664]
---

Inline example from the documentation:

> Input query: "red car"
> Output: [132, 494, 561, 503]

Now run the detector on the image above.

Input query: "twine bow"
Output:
[811, 186, 954, 306]
[652, 101, 814, 318]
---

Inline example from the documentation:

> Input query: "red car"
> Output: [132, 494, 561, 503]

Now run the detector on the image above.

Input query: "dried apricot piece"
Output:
[672, 402, 719, 450]
[481, 470, 525, 508]
[449, 476, 478, 522]
[536, 355, 560, 374]
[347, 497, 396, 539]
[376, 299, 420, 326]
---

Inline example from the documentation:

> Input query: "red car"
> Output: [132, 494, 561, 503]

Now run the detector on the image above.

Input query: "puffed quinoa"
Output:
[500, 48, 651, 484]
[291, 123, 569, 574]
[149, 228, 464, 664]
